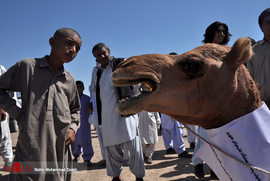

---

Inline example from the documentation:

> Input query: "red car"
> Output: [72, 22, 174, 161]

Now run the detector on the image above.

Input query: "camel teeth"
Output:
[119, 96, 137, 103]
[145, 83, 153, 92]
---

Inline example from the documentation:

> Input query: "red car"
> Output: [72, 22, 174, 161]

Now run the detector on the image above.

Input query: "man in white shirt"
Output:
[0, 65, 13, 168]
[89, 43, 145, 181]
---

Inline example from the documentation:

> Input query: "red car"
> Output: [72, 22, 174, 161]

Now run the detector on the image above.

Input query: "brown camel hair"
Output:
[112, 38, 262, 129]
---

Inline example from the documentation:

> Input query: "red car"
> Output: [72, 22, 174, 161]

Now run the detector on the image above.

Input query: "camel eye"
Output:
[178, 60, 204, 79]
[183, 62, 203, 73]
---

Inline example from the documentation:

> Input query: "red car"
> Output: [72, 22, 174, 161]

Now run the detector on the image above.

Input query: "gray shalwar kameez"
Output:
[0, 57, 80, 181]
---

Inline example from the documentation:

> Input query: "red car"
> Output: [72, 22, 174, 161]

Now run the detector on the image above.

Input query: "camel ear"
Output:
[226, 37, 253, 69]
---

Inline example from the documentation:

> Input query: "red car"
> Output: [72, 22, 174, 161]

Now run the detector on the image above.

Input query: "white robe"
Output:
[197, 102, 270, 181]
[0, 65, 13, 162]
[88, 64, 106, 160]
[88, 63, 101, 126]
[96, 62, 139, 147]
[138, 111, 161, 144]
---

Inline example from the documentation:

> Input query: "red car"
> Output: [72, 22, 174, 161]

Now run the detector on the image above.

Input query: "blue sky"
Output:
[0, 1, 269, 96]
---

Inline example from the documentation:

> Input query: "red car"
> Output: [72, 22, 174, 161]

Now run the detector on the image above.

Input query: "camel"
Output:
[112, 37, 261, 129]
[112, 38, 270, 180]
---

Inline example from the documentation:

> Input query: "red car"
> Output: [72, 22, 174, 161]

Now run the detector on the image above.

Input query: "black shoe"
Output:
[178, 151, 192, 158]
[210, 169, 218, 179]
[166, 147, 176, 154]
[98, 159, 106, 167]
[112, 176, 123, 181]
[190, 142, 195, 149]
[84, 160, 92, 166]
[194, 164, 204, 179]
[136, 177, 144, 181]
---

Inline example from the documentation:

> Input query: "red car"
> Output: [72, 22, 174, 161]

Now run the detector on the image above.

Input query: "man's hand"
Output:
[88, 102, 93, 114]
[65, 128, 75, 146]
[0, 109, 6, 122]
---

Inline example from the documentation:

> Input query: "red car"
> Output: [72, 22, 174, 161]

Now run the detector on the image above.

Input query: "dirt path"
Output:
[0, 125, 219, 181]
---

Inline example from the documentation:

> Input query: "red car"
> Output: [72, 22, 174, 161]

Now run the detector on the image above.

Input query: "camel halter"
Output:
[170, 118, 270, 176]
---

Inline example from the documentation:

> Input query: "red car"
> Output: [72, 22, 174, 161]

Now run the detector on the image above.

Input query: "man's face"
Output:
[94, 47, 111, 68]
[76, 83, 84, 96]
[50, 34, 82, 64]
[260, 16, 270, 38]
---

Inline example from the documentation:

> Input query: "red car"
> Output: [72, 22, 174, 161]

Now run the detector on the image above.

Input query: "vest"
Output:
[96, 57, 134, 124]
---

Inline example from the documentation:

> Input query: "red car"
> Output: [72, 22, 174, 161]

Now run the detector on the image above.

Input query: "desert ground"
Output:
[0, 125, 220, 181]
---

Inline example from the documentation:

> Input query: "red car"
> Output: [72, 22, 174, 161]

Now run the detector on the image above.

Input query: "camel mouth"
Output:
[115, 78, 157, 103]
[112, 76, 158, 114]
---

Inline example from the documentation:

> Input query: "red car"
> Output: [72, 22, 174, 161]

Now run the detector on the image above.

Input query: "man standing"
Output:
[0, 28, 81, 181]
[0, 65, 13, 168]
[89, 43, 145, 181]
[73, 81, 94, 166]
[138, 109, 161, 164]
[247, 8, 270, 109]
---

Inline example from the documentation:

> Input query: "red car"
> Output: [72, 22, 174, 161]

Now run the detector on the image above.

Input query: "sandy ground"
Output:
[0, 125, 220, 181]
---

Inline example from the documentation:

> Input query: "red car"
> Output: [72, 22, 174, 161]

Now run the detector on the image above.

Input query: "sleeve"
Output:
[154, 112, 161, 128]
[246, 55, 255, 79]
[138, 111, 141, 128]
[0, 62, 22, 119]
[89, 76, 94, 103]
[89, 66, 97, 103]
[246, 44, 259, 79]
[89, 85, 92, 103]
[68, 82, 81, 133]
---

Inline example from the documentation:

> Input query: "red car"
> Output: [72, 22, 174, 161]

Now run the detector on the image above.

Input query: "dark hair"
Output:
[92, 43, 110, 57]
[203, 21, 232, 45]
[76, 80, 84, 88]
[258, 8, 270, 26]
[53, 28, 81, 40]
[169, 52, 177, 55]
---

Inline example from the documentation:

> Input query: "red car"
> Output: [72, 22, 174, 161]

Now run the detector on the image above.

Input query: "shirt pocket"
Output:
[53, 92, 71, 136]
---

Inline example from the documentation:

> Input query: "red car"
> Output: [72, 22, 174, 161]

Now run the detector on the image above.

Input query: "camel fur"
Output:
[112, 37, 262, 129]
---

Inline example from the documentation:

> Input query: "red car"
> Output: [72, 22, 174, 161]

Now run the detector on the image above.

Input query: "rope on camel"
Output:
[170, 118, 270, 176]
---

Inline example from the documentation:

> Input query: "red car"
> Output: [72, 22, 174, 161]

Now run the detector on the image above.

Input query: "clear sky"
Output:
[0, 1, 269, 96]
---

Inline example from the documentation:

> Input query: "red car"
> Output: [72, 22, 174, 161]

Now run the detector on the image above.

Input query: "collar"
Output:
[40, 56, 66, 76]
[258, 38, 270, 46]
[108, 56, 114, 66]
[40, 56, 50, 67]
[101, 56, 114, 70]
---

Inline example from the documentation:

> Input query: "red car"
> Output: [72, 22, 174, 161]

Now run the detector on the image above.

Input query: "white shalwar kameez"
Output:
[196, 102, 270, 181]
[138, 111, 161, 159]
[89, 63, 106, 161]
[99, 62, 145, 178]
[0, 65, 13, 164]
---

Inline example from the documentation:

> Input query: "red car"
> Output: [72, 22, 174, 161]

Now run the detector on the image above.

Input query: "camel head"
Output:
[112, 38, 262, 129]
